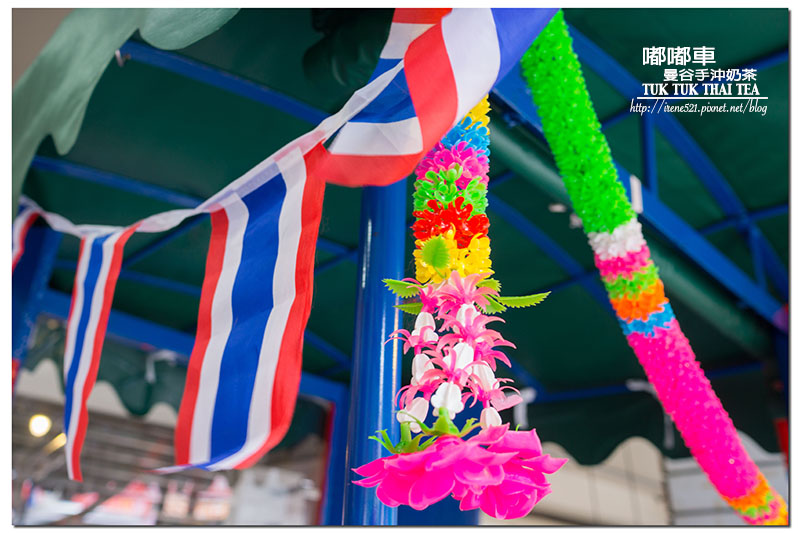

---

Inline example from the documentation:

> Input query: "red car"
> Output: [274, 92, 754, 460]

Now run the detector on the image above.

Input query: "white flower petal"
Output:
[470, 363, 496, 391]
[452, 343, 474, 370]
[431, 382, 464, 419]
[397, 397, 429, 433]
[411, 353, 434, 383]
[480, 406, 502, 428]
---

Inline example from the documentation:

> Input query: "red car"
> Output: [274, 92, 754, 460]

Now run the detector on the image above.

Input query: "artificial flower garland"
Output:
[520, 11, 787, 525]
[353, 96, 566, 520]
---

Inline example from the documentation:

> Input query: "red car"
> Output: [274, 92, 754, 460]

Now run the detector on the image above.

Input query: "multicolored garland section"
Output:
[353, 97, 567, 520]
[521, 11, 787, 525]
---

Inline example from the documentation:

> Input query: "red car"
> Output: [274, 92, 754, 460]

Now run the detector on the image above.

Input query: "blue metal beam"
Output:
[39, 288, 348, 404]
[13, 226, 63, 383]
[567, 24, 748, 218]
[304, 329, 351, 371]
[51, 260, 352, 369]
[344, 181, 406, 526]
[31, 155, 203, 208]
[601, 106, 632, 131]
[123, 216, 208, 267]
[641, 113, 658, 193]
[744, 48, 790, 72]
[34, 156, 357, 273]
[119, 40, 329, 126]
[315, 248, 358, 276]
[491, 62, 785, 331]
[699, 203, 788, 236]
[747, 226, 767, 288]
[532, 361, 763, 404]
[615, 162, 784, 329]
[566, 25, 788, 298]
[487, 192, 613, 314]
[753, 228, 789, 300]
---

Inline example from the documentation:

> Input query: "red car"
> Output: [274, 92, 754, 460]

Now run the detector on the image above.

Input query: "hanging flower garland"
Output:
[520, 10, 787, 525]
[353, 96, 566, 520]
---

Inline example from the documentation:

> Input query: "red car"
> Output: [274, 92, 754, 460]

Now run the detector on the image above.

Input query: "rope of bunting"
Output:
[520, 10, 787, 525]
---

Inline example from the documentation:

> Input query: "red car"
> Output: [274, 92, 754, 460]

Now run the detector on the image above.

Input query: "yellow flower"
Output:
[414, 231, 492, 283]
[413, 232, 459, 283]
[456, 235, 493, 277]
[463, 95, 491, 134]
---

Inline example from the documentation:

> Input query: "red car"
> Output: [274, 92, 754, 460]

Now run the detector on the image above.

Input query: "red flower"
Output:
[413, 197, 490, 248]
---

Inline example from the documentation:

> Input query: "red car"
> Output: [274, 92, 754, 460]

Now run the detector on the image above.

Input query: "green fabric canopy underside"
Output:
[15, 8, 786, 465]
[12, 8, 240, 213]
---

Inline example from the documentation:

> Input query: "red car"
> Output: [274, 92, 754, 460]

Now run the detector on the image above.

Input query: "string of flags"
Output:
[12, 8, 557, 479]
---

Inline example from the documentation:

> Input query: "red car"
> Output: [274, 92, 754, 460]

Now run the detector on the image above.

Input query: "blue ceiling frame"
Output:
[566, 24, 789, 303]
[490, 24, 788, 332]
[25, 28, 783, 401]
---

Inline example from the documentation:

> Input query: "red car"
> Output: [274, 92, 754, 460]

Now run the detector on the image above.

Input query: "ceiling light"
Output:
[29, 414, 51, 437]
[548, 203, 567, 213]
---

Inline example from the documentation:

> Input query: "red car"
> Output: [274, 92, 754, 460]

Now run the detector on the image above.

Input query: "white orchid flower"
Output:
[431, 382, 464, 419]
[396, 397, 429, 433]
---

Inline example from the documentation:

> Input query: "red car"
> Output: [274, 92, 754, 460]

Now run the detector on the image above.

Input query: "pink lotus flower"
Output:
[414, 142, 490, 189]
[454, 427, 568, 519]
[437, 271, 496, 315]
[353, 424, 566, 519]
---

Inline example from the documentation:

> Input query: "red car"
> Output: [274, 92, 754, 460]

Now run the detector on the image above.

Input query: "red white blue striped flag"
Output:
[31, 8, 556, 478]
[320, 7, 558, 186]
[63, 225, 137, 480]
[12, 203, 41, 387]
[171, 146, 325, 471]
[12, 204, 40, 274]
[167, 8, 556, 472]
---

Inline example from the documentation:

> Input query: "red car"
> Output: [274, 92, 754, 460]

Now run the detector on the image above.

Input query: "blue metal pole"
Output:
[641, 113, 658, 194]
[12, 226, 62, 387]
[775, 332, 789, 413]
[344, 181, 406, 525]
[320, 387, 350, 525]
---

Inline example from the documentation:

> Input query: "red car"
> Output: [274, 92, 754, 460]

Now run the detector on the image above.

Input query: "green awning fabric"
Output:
[12, 8, 239, 212]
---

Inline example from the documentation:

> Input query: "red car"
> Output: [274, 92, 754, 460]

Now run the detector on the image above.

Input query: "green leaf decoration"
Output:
[420, 235, 451, 271]
[395, 302, 423, 315]
[412, 165, 489, 215]
[477, 278, 501, 292]
[368, 430, 398, 454]
[383, 278, 421, 298]
[457, 418, 481, 438]
[479, 295, 507, 315]
[461, 180, 488, 214]
[496, 292, 550, 309]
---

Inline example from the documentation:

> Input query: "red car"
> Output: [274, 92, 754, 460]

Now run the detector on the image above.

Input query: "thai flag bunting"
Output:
[17, 8, 555, 477]
[319, 7, 558, 187]
[12, 203, 40, 274]
[171, 146, 325, 471]
[63, 225, 137, 480]
[12, 203, 41, 388]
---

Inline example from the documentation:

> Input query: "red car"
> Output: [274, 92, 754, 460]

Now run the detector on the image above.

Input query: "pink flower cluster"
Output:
[355, 270, 567, 520]
[594, 243, 651, 280]
[353, 424, 567, 519]
[392, 271, 520, 426]
[414, 142, 490, 189]
[627, 320, 758, 498]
